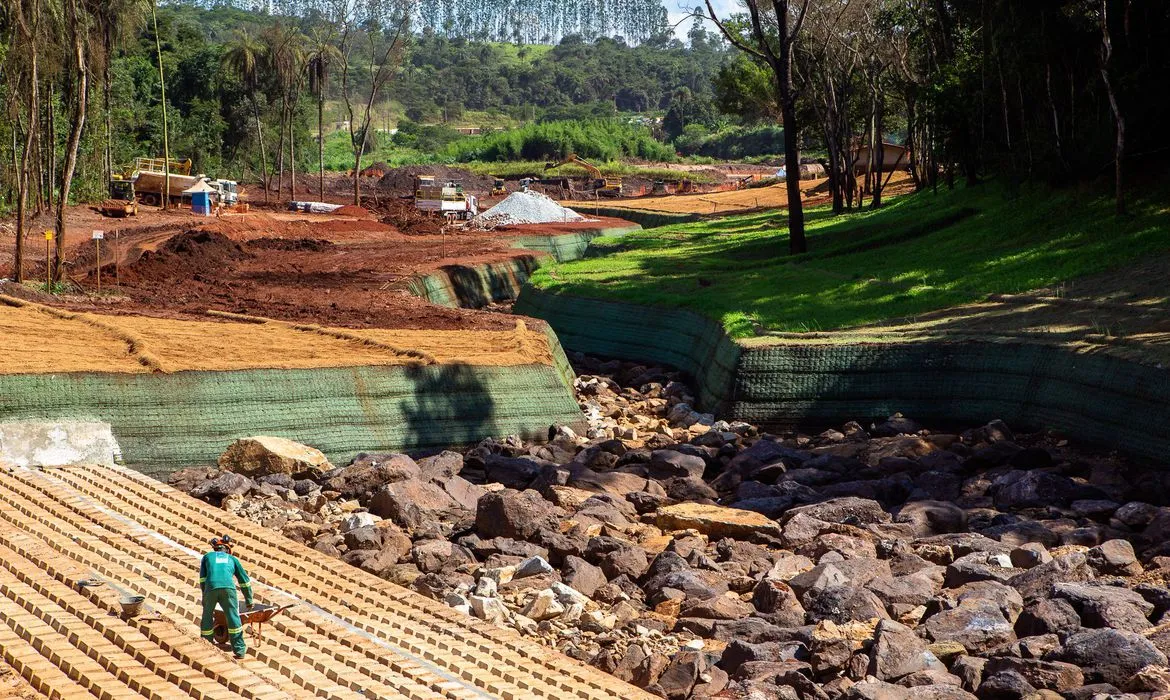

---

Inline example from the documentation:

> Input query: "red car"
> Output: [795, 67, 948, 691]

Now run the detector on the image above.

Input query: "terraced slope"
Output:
[0, 463, 652, 700]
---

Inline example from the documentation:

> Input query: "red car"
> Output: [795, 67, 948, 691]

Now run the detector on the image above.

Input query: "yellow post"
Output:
[44, 231, 52, 292]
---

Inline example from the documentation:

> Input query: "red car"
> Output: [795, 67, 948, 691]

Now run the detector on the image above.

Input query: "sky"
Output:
[665, 0, 743, 41]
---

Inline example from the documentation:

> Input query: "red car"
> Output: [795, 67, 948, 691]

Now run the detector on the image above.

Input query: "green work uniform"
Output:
[198, 550, 253, 656]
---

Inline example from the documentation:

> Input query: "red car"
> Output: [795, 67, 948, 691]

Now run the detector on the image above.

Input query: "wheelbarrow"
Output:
[212, 603, 294, 648]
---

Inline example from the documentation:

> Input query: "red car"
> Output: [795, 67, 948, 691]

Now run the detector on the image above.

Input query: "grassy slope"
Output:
[530, 181, 1170, 338]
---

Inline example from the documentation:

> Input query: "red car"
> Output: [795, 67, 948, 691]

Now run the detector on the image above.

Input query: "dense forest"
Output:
[2, 0, 1168, 278]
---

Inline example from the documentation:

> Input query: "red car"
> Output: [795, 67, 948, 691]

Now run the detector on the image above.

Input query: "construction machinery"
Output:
[413, 175, 479, 220]
[112, 157, 238, 208]
[544, 153, 622, 197]
[98, 179, 139, 217]
[491, 178, 507, 196]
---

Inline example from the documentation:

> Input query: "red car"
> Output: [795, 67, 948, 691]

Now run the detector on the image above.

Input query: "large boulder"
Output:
[368, 479, 463, 531]
[1051, 629, 1168, 686]
[323, 453, 420, 499]
[656, 503, 781, 541]
[190, 472, 254, 501]
[870, 619, 946, 681]
[475, 489, 561, 541]
[218, 436, 332, 477]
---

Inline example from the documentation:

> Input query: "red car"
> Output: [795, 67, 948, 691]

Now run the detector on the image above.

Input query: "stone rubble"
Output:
[174, 353, 1170, 700]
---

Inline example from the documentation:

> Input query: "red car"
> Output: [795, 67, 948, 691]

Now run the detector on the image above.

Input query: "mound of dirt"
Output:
[364, 197, 443, 236]
[333, 204, 371, 217]
[377, 165, 494, 196]
[126, 230, 250, 284]
[246, 237, 336, 252]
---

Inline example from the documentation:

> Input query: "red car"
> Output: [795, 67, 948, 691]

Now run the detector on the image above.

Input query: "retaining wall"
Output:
[408, 225, 640, 308]
[0, 356, 584, 477]
[565, 207, 701, 230]
[515, 285, 1170, 463]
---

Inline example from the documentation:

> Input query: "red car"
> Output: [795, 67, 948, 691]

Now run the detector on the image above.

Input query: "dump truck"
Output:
[413, 176, 479, 220]
[112, 157, 239, 208]
[544, 153, 622, 197]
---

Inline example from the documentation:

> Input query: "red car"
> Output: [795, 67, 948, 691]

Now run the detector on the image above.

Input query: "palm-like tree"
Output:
[222, 28, 270, 202]
[263, 23, 308, 199]
[306, 27, 342, 198]
[85, 0, 150, 185]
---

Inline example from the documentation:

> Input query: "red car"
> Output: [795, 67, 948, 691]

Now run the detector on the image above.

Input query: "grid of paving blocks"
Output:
[0, 463, 655, 700]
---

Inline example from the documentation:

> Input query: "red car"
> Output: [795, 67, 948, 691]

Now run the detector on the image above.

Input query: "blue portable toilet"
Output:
[184, 180, 216, 216]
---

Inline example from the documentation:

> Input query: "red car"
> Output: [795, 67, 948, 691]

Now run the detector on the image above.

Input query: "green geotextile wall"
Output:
[569, 207, 700, 229]
[510, 225, 641, 262]
[515, 285, 1170, 463]
[0, 363, 585, 477]
[513, 289, 741, 413]
[407, 256, 541, 308]
[407, 226, 641, 309]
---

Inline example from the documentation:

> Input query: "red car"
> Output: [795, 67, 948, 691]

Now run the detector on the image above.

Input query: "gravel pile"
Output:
[469, 191, 592, 228]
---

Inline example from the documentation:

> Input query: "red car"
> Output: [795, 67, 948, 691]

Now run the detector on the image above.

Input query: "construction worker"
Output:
[199, 535, 253, 658]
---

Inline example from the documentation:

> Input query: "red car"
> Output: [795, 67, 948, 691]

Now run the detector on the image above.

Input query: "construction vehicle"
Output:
[491, 178, 507, 196]
[99, 178, 139, 217]
[544, 154, 622, 197]
[413, 176, 479, 220]
[111, 157, 238, 208]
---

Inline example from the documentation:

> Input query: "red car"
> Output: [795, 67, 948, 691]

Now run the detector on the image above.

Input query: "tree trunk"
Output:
[775, 7, 805, 255]
[46, 81, 55, 213]
[1099, 0, 1124, 215]
[56, 0, 88, 283]
[872, 115, 884, 207]
[252, 90, 269, 203]
[318, 66, 325, 197]
[289, 92, 296, 199]
[15, 47, 38, 283]
[276, 92, 286, 200]
[103, 21, 114, 186]
[151, 0, 171, 209]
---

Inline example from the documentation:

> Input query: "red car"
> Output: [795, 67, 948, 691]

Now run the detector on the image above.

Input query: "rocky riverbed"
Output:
[173, 354, 1170, 699]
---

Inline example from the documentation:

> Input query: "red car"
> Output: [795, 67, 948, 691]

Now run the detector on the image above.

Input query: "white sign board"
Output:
[92, 230, 105, 240]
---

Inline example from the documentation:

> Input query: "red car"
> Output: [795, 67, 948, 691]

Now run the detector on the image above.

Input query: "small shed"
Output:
[183, 180, 216, 216]
[852, 143, 911, 174]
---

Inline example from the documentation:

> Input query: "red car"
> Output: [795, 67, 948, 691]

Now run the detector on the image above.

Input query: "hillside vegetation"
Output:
[531, 182, 1170, 338]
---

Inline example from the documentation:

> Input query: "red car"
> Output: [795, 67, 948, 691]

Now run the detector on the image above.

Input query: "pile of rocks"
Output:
[174, 356, 1170, 699]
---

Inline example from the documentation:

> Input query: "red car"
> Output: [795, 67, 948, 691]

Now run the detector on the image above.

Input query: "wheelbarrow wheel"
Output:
[213, 624, 228, 645]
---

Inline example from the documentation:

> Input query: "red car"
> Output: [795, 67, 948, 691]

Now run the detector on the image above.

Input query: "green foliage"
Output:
[674, 125, 785, 159]
[530, 181, 1170, 336]
[444, 120, 675, 163]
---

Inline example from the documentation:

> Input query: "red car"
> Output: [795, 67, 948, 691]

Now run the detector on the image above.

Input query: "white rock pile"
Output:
[469, 190, 592, 228]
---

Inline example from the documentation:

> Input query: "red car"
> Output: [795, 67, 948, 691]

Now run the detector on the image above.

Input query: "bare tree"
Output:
[10, 0, 41, 283]
[704, 0, 812, 253]
[54, 0, 91, 282]
[338, 0, 412, 205]
[1097, 0, 1125, 215]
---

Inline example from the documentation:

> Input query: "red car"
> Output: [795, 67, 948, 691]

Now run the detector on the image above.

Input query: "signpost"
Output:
[43, 231, 53, 292]
[92, 231, 105, 294]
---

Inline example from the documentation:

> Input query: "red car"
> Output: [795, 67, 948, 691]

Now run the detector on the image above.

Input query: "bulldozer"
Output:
[544, 154, 622, 197]
[99, 178, 139, 218]
[490, 178, 507, 196]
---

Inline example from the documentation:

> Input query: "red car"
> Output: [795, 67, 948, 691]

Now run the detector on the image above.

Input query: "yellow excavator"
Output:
[544, 153, 622, 197]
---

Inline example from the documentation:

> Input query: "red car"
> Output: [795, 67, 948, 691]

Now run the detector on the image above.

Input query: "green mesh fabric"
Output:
[408, 227, 640, 308]
[565, 207, 700, 229]
[0, 363, 585, 477]
[516, 285, 1170, 464]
